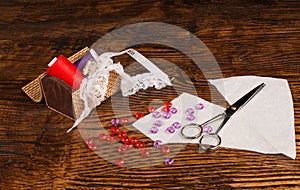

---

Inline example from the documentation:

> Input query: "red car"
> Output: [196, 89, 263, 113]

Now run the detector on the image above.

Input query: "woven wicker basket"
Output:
[22, 47, 120, 120]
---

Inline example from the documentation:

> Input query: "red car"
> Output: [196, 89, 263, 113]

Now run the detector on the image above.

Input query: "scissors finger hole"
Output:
[181, 124, 202, 139]
[199, 133, 221, 151]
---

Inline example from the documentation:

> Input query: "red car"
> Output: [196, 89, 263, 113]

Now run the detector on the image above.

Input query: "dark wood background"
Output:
[1, 0, 299, 189]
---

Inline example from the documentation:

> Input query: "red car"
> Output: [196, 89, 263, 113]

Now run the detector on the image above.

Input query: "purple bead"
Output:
[170, 107, 177, 114]
[154, 120, 163, 127]
[164, 158, 174, 166]
[111, 118, 119, 126]
[186, 115, 195, 121]
[152, 111, 161, 118]
[185, 108, 194, 115]
[202, 125, 212, 133]
[153, 140, 162, 149]
[150, 127, 159, 134]
[172, 122, 181, 129]
[196, 103, 204, 110]
[163, 112, 171, 119]
[166, 126, 175, 133]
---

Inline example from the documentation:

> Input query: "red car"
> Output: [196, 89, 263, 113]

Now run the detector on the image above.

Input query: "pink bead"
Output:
[154, 120, 163, 127]
[163, 112, 171, 119]
[186, 115, 195, 121]
[118, 145, 127, 154]
[196, 103, 204, 110]
[152, 111, 161, 118]
[172, 122, 181, 129]
[150, 127, 159, 134]
[166, 126, 175, 133]
[98, 133, 108, 141]
[165, 158, 174, 166]
[153, 140, 162, 149]
[170, 107, 177, 114]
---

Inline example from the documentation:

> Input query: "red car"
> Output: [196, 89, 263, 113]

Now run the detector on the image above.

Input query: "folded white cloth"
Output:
[133, 76, 296, 159]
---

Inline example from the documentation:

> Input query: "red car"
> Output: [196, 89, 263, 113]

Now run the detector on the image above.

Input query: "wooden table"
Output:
[1, 1, 299, 189]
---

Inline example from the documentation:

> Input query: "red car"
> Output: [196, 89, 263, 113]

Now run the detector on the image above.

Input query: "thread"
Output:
[46, 55, 84, 90]
[73, 51, 93, 71]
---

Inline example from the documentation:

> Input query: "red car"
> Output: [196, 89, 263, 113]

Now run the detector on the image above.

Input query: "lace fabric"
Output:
[67, 49, 172, 133]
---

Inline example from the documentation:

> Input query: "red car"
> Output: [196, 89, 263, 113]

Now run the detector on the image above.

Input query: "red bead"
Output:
[85, 138, 97, 151]
[135, 113, 144, 119]
[111, 126, 120, 135]
[119, 118, 129, 124]
[148, 107, 156, 113]
[161, 107, 170, 113]
[164, 102, 172, 108]
[108, 134, 115, 142]
[126, 144, 134, 149]
[140, 149, 150, 157]
[98, 133, 108, 141]
[135, 141, 145, 149]
[118, 131, 127, 139]
[161, 146, 171, 154]
[122, 137, 131, 145]
[115, 158, 125, 167]
[85, 138, 94, 145]
[130, 137, 139, 145]
[118, 145, 127, 154]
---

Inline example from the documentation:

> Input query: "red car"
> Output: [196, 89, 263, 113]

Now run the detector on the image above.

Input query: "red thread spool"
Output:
[46, 55, 84, 90]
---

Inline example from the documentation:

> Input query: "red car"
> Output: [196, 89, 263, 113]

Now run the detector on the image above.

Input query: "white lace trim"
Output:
[67, 49, 172, 133]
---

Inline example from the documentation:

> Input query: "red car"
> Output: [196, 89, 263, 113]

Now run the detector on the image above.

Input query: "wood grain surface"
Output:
[1, 0, 300, 189]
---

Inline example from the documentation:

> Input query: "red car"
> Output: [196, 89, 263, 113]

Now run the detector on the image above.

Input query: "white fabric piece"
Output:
[209, 76, 296, 159]
[67, 49, 172, 133]
[132, 93, 225, 144]
[132, 76, 296, 159]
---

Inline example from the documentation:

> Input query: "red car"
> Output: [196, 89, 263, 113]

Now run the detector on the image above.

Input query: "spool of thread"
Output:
[73, 51, 93, 71]
[46, 55, 84, 90]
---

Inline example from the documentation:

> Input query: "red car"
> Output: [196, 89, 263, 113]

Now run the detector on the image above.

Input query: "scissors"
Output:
[180, 83, 266, 151]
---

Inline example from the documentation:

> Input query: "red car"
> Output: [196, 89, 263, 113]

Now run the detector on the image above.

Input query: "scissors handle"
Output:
[199, 133, 221, 151]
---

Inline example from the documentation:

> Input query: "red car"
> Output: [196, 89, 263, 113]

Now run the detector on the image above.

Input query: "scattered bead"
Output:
[161, 106, 170, 113]
[121, 137, 131, 145]
[111, 126, 120, 135]
[166, 126, 175, 133]
[129, 137, 139, 146]
[154, 120, 163, 127]
[111, 118, 119, 126]
[98, 133, 108, 141]
[135, 141, 145, 149]
[115, 158, 125, 167]
[172, 122, 181, 129]
[150, 127, 159, 134]
[186, 115, 195, 121]
[108, 134, 115, 142]
[196, 103, 204, 110]
[119, 118, 129, 124]
[118, 145, 127, 154]
[152, 111, 161, 118]
[163, 112, 171, 119]
[135, 112, 145, 119]
[164, 158, 174, 166]
[153, 140, 163, 149]
[118, 131, 128, 139]
[148, 107, 156, 113]
[202, 125, 213, 133]
[164, 102, 173, 108]
[185, 108, 195, 115]
[126, 144, 134, 149]
[140, 149, 150, 157]
[161, 146, 171, 154]
[170, 107, 177, 114]
[85, 138, 97, 151]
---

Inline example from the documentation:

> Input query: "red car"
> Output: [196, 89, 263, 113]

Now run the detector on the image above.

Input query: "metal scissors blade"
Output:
[214, 82, 266, 134]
